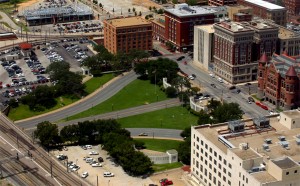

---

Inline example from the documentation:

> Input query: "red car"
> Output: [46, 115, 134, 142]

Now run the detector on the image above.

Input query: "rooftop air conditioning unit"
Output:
[239, 143, 248, 150]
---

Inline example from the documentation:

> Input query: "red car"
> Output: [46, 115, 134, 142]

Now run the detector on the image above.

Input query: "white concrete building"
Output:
[193, 25, 214, 71]
[191, 109, 300, 186]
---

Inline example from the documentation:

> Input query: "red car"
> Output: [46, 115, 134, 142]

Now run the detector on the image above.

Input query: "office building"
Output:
[164, 4, 216, 51]
[257, 52, 300, 110]
[237, 0, 287, 26]
[151, 15, 166, 43]
[191, 110, 300, 186]
[103, 17, 152, 54]
[208, 0, 236, 6]
[193, 25, 214, 71]
[277, 26, 300, 56]
[213, 21, 256, 84]
[282, 0, 300, 21]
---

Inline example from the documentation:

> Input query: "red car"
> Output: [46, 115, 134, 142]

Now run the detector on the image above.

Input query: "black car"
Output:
[192, 74, 196, 78]
[176, 56, 185, 61]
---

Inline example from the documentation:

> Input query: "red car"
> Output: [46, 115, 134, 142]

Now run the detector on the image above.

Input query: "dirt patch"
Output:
[150, 168, 189, 186]
[18, 0, 41, 11]
[132, 0, 161, 9]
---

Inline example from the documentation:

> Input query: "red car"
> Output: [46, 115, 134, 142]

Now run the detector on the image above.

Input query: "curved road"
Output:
[16, 71, 138, 128]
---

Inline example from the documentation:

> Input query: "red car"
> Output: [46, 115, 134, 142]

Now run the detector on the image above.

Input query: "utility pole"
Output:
[97, 175, 98, 186]
[50, 161, 53, 177]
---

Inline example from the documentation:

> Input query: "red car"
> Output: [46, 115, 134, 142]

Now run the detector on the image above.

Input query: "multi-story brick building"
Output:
[213, 20, 278, 84]
[227, 5, 253, 21]
[151, 15, 166, 43]
[191, 111, 300, 186]
[208, 0, 236, 6]
[103, 17, 152, 54]
[257, 52, 300, 110]
[237, 0, 287, 26]
[282, 0, 300, 21]
[213, 21, 255, 84]
[164, 4, 216, 51]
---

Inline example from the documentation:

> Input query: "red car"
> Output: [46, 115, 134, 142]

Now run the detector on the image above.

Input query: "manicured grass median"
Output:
[134, 139, 181, 152]
[152, 162, 183, 172]
[9, 96, 78, 121]
[63, 79, 168, 121]
[9, 75, 112, 121]
[84, 74, 114, 94]
[117, 106, 198, 130]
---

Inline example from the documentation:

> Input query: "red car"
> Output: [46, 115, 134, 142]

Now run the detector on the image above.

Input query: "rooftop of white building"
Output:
[164, 3, 217, 17]
[244, 0, 285, 10]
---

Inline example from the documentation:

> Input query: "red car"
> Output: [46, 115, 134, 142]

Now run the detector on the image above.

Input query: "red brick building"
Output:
[237, 0, 287, 26]
[151, 15, 166, 43]
[103, 17, 152, 54]
[233, 13, 252, 22]
[208, 0, 236, 6]
[282, 0, 300, 21]
[257, 52, 300, 110]
[164, 4, 216, 51]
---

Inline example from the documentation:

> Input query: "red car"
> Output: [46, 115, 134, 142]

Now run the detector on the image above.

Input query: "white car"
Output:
[86, 145, 92, 149]
[209, 73, 215, 78]
[218, 77, 223, 83]
[188, 75, 195, 80]
[89, 151, 99, 155]
[56, 154, 64, 159]
[92, 163, 102, 167]
[81, 172, 88, 178]
[72, 165, 80, 172]
[103, 172, 114, 177]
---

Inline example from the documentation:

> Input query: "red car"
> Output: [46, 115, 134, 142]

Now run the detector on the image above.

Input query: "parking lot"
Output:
[0, 38, 93, 108]
[51, 145, 153, 186]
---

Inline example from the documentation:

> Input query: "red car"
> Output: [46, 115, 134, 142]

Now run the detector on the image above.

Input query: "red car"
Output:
[161, 180, 173, 186]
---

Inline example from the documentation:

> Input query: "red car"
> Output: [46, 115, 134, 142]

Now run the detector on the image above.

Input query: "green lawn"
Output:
[134, 139, 181, 152]
[84, 74, 114, 94]
[9, 96, 78, 121]
[62, 79, 168, 121]
[152, 162, 183, 172]
[117, 106, 198, 129]
[8, 75, 111, 121]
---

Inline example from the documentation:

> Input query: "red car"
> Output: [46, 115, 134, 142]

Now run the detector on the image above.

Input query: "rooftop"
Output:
[106, 17, 151, 28]
[194, 116, 300, 162]
[244, 0, 285, 10]
[230, 148, 261, 160]
[215, 21, 253, 33]
[272, 157, 299, 169]
[195, 24, 214, 33]
[278, 27, 300, 39]
[251, 171, 277, 183]
[282, 110, 300, 119]
[164, 3, 216, 17]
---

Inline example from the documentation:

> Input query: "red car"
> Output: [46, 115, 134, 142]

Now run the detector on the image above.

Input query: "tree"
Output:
[207, 98, 221, 112]
[134, 11, 137, 16]
[180, 127, 191, 138]
[165, 86, 177, 98]
[172, 0, 178, 4]
[190, 87, 200, 95]
[139, 11, 142, 16]
[60, 125, 80, 143]
[132, 7, 136, 12]
[212, 102, 243, 123]
[197, 109, 212, 125]
[186, 0, 197, 5]
[10, 0, 19, 11]
[8, 98, 18, 108]
[34, 121, 60, 147]
[46, 61, 70, 81]
[157, 8, 164, 14]
[134, 140, 145, 149]
[177, 137, 191, 165]
[149, 6, 152, 11]
[128, 8, 131, 12]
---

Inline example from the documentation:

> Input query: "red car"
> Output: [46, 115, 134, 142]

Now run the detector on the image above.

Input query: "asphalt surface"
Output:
[16, 71, 138, 128]
[164, 54, 269, 118]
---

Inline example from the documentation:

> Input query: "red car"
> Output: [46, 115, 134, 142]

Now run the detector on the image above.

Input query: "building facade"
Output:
[257, 52, 300, 110]
[164, 4, 216, 51]
[227, 5, 253, 21]
[103, 17, 152, 54]
[237, 0, 287, 26]
[193, 25, 214, 71]
[277, 26, 300, 56]
[151, 15, 166, 43]
[283, 0, 300, 20]
[208, 0, 236, 6]
[191, 111, 300, 186]
[213, 21, 256, 84]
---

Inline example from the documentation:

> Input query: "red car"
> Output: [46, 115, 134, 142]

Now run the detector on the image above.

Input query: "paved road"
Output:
[164, 54, 269, 118]
[16, 71, 138, 128]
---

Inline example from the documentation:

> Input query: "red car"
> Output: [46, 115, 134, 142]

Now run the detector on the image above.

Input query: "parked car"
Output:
[103, 172, 114, 177]
[188, 75, 195, 80]
[86, 145, 92, 149]
[89, 151, 99, 155]
[92, 163, 102, 167]
[81, 172, 89, 178]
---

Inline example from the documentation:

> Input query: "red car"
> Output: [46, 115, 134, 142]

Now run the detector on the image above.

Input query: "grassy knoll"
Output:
[9, 75, 112, 121]
[117, 106, 198, 130]
[63, 79, 168, 121]
[134, 139, 181, 152]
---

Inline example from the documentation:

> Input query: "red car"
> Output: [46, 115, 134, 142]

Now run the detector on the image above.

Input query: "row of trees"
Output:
[82, 45, 150, 76]
[34, 119, 153, 176]
[18, 62, 85, 111]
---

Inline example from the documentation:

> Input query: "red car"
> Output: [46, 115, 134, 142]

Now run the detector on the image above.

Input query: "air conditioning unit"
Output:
[239, 143, 248, 150]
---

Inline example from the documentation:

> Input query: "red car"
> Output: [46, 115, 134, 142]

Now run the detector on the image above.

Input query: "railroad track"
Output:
[0, 114, 84, 186]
